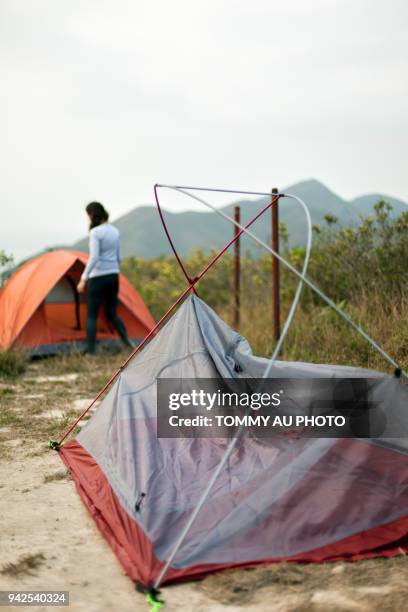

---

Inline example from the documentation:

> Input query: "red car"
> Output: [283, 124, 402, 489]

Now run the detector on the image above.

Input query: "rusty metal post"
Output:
[233, 206, 241, 328]
[271, 188, 280, 340]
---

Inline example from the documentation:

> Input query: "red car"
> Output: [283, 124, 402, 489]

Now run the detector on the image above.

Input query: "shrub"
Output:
[0, 350, 27, 378]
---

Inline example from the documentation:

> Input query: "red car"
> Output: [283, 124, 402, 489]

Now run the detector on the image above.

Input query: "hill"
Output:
[73, 179, 408, 257]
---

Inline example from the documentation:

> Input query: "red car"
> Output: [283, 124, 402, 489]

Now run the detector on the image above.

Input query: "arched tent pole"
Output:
[54, 195, 280, 449]
[153, 184, 196, 293]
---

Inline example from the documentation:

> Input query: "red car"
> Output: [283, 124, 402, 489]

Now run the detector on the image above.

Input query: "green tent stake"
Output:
[48, 439, 68, 451]
[146, 591, 164, 611]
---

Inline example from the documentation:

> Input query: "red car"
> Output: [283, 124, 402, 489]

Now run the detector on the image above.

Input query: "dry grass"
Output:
[199, 557, 408, 610]
[0, 348, 131, 445]
[217, 290, 408, 376]
[1, 553, 46, 577]
[43, 470, 72, 483]
[0, 407, 24, 428]
[0, 350, 28, 377]
[0, 386, 16, 396]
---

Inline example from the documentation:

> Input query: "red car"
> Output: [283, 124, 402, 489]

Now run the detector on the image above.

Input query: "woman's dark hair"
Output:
[86, 201, 109, 229]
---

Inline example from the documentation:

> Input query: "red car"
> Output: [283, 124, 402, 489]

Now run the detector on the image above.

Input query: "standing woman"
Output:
[77, 202, 134, 354]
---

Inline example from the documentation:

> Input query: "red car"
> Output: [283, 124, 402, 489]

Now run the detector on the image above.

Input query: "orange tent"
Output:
[0, 250, 155, 355]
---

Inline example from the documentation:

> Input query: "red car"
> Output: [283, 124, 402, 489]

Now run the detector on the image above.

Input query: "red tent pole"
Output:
[154, 184, 197, 294]
[54, 196, 278, 449]
[53, 286, 192, 448]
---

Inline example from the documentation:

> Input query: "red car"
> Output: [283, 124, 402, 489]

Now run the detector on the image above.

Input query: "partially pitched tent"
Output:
[0, 250, 154, 354]
[60, 296, 408, 588]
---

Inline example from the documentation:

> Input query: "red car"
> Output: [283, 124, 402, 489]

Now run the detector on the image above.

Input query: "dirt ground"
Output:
[0, 351, 407, 612]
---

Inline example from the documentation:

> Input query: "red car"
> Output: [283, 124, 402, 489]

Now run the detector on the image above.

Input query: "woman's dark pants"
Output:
[86, 273, 132, 354]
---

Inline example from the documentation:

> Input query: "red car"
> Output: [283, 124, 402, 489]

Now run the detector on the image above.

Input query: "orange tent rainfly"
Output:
[0, 250, 154, 355]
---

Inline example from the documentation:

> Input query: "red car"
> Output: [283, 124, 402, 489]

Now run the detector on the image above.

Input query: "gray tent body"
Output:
[61, 295, 408, 585]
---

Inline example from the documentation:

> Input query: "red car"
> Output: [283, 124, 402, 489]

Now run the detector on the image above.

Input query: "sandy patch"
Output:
[311, 589, 364, 609]
[72, 398, 101, 411]
[2, 438, 23, 447]
[22, 394, 46, 400]
[25, 374, 80, 383]
[33, 410, 66, 420]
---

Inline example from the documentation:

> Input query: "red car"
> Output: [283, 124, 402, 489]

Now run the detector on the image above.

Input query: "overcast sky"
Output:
[1, 0, 407, 261]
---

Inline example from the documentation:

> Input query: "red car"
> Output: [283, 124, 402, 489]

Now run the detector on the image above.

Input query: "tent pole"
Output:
[54, 284, 193, 447]
[233, 206, 241, 328]
[154, 184, 197, 294]
[271, 188, 280, 341]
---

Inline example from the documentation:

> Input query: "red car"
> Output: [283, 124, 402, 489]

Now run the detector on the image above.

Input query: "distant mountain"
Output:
[350, 193, 408, 217]
[73, 179, 408, 258]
